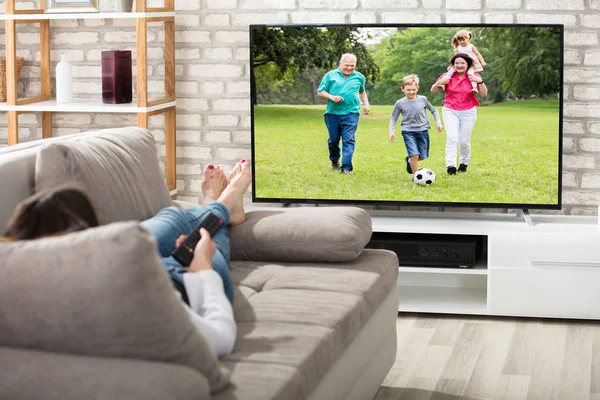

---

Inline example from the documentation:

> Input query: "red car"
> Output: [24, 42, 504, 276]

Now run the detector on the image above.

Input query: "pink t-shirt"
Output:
[440, 73, 481, 111]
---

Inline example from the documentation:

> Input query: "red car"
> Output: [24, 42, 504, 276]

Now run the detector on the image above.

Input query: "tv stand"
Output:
[369, 210, 600, 320]
[517, 208, 534, 226]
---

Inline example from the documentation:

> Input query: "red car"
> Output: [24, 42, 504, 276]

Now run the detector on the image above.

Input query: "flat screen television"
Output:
[250, 24, 564, 210]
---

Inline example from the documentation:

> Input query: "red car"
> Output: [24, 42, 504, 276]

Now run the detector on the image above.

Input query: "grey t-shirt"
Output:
[389, 95, 442, 133]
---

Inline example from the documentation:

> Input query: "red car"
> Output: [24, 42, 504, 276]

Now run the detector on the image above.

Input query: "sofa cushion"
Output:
[229, 207, 372, 262]
[0, 346, 211, 400]
[34, 127, 172, 225]
[0, 222, 229, 392]
[214, 249, 399, 399]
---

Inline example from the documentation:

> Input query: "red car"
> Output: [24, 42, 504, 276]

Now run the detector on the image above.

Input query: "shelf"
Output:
[2, 0, 177, 203]
[0, 99, 176, 113]
[381, 212, 600, 318]
[398, 261, 487, 275]
[0, 12, 175, 20]
[371, 213, 527, 235]
[397, 286, 487, 315]
[370, 211, 600, 236]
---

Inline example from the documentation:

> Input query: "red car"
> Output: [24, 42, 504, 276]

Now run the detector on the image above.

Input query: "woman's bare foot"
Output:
[226, 160, 240, 182]
[201, 165, 227, 205]
[225, 160, 247, 224]
[219, 159, 252, 225]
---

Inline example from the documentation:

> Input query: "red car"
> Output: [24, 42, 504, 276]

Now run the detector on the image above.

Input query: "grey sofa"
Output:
[0, 127, 400, 400]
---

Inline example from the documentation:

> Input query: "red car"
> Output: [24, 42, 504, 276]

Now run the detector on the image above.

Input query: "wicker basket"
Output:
[0, 57, 24, 102]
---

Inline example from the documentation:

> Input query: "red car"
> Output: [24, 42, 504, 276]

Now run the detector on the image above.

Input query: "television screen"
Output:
[250, 24, 563, 210]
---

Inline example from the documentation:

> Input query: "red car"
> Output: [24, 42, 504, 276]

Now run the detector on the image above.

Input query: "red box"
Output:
[102, 50, 132, 104]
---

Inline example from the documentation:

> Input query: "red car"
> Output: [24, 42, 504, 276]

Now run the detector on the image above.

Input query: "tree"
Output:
[368, 27, 455, 105]
[367, 26, 562, 105]
[251, 27, 380, 105]
[252, 27, 329, 73]
[479, 27, 562, 99]
[251, 27, 324, 104]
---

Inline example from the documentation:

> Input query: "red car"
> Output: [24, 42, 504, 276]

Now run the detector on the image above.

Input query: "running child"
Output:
[389, 74, 443, 181]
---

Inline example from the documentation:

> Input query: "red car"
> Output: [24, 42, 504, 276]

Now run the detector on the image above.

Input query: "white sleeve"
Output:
[182, 270, 236, 357]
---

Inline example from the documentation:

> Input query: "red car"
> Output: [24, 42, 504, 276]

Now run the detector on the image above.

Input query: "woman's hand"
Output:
[469, 75, 483, 84]
[389, 132, 395, 142]
[188, 228, 216, 273]
[437, 125, 444, 132]
[330, 95, 344, 103]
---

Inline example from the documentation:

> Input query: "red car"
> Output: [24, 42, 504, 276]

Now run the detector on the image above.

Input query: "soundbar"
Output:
[367, 232, 483, 268]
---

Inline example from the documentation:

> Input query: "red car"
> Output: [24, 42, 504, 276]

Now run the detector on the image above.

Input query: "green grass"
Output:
[253, 100, 560, 205]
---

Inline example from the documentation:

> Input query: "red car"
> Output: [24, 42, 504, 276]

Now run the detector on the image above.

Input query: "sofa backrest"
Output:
[0, 148, 38, 232]
[0, 132, 87, 232]
[0, 127, 171, 232]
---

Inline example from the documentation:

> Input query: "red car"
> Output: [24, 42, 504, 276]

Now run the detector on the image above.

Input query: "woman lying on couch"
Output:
[1, 159, 252, 357]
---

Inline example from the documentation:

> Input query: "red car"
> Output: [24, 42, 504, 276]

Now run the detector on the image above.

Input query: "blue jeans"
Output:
[324, 113, 359, 172]
[401, 130, 430, 159]
[140, 201, 234, 304]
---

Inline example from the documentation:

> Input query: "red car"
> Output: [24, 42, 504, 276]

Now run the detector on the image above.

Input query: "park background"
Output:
[251, 26, 562, 206]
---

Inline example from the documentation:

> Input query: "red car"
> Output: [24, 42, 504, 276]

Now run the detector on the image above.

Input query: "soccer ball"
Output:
[413, 168, 436, 185]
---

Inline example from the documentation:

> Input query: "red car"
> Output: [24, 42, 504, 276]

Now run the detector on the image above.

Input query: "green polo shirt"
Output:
[318, 69, 366, 115]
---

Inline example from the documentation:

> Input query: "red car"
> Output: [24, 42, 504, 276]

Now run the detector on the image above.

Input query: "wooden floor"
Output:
[374, 313, 600, 400]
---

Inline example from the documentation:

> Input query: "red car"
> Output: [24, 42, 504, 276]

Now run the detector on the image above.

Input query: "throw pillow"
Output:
[229, 207, 372, 262]
[0, 222, 229, 392]
[34, 127, 172, 225]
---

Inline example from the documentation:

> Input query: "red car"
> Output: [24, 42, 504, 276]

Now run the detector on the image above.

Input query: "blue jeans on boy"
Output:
[140, 201, 234, 304]
[324, 113, 359, 172]
[401, 130, 430, 159]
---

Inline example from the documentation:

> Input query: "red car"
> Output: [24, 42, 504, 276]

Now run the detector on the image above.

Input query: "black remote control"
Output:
[171, 212, 225, 266]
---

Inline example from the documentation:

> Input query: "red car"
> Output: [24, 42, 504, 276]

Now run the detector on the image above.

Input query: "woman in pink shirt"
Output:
[431, 53, 487, 175]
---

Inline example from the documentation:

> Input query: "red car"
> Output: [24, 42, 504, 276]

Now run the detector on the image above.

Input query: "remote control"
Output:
[171, 212, 225, 266]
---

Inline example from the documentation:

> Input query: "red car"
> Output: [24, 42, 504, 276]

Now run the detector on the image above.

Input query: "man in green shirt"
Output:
[317, 53, 370, 174]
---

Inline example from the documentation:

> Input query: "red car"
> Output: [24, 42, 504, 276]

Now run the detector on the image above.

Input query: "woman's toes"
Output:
[203, 164, 214, 178]
[202, 164, 228, 204]
[235, 160, 252, 186]
[228, 161, 243, 183]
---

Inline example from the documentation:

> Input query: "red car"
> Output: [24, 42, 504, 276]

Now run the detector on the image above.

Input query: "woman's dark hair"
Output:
[450, 53, 474, 70]
[3, 185, 99, 241]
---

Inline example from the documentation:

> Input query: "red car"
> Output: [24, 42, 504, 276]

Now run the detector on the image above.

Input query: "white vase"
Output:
[117, 0, 134, 12]
[56, 55, 72, 103]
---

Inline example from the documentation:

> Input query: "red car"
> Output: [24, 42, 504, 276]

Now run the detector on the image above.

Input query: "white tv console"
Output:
[369, 210, 600, 320]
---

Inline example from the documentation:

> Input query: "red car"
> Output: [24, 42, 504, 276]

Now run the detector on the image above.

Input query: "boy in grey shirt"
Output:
[389, 74, 444, 179]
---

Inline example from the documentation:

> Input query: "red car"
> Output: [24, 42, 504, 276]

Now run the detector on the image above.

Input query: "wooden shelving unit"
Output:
[1, 0, 177, 192]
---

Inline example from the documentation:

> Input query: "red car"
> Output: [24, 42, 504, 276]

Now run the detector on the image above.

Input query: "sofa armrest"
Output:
[0, 346, 210, 400]
[229, 207, 372, 262]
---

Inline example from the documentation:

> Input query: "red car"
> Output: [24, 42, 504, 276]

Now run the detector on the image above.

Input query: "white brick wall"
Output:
[300, 0, 359, 8]
[2, 0, 600, 213]
[487, 0, 521, 9]
[381, 12, 442, 23]
[446, 0, 482, 10]
[526, 0, 585, 10]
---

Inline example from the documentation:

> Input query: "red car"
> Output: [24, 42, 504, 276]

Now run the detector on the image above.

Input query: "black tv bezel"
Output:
[249, 23, 564, 211]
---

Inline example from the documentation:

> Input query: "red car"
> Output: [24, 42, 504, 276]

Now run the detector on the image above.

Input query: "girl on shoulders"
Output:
[436, 30, 487, 94]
